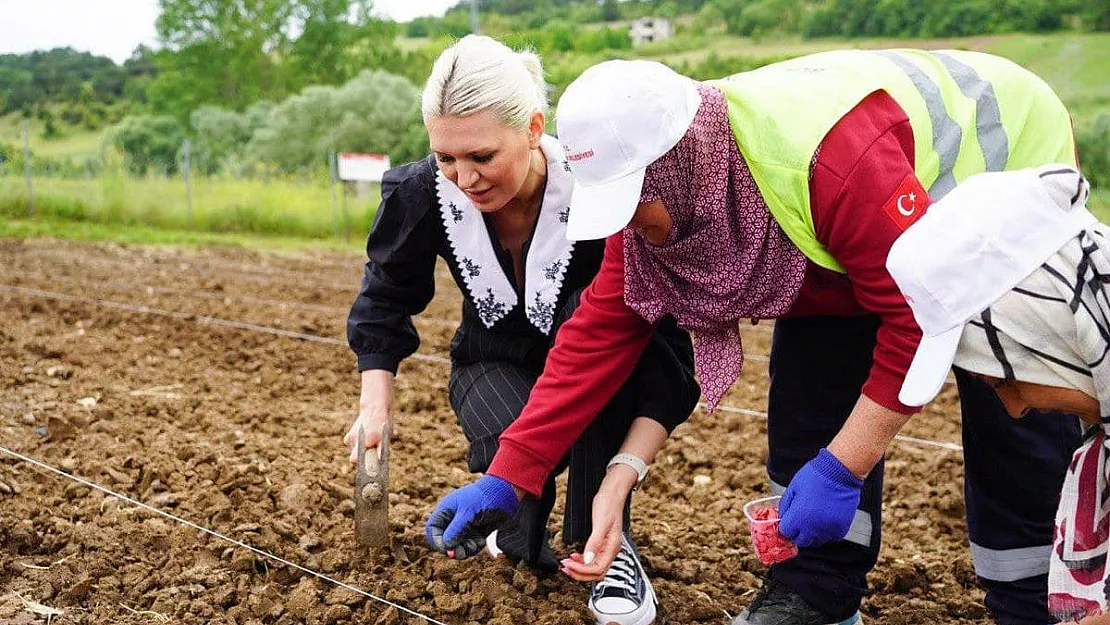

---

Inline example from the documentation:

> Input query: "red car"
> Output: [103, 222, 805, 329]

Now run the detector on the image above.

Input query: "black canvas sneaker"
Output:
[589, 534, 658, 625]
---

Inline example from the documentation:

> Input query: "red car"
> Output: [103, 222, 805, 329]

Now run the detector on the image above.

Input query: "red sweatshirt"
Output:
[489, 91, 927, 496]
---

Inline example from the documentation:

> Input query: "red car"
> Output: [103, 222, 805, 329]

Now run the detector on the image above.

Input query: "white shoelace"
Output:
[595, 540, 641, 598]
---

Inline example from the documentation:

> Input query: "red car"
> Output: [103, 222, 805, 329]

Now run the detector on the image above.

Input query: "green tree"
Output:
[1085, 0, 1110, 30]
[1077, 114, 1110, 190]
[247, 69, 421, 172]
[0, 48, 134, 115]
[189, 106, 250, 174]
[656, 1, 681, 19]
[189, 100, 274, 173]
[731, 0, 804, 37]
[153, 0, 392, 117]
[389, 115, 431, 164]
[693, 2, 727, 33]
[289, 0, 388, 88]
[40, 109, 59, 139]
[153, 0, 297, 115]
[0, 68, 33, 114]
[108, 115, 188, 175]
[600, 0, 621, 21]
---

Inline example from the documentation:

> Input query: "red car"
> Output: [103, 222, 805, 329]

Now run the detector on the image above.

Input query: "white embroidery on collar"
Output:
[436, 134, 575, 334]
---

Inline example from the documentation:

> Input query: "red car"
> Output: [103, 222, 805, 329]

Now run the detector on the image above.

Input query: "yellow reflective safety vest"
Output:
[711, 49, 1076, 273]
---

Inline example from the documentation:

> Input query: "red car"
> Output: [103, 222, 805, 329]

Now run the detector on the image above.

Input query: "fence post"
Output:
[329, 151, 340, 239]
[183, 139, 193, 228]
[341, 175, 350, 242]
[22, 120, 33, 217]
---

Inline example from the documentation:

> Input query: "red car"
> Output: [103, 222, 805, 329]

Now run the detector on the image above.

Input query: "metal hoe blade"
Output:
[354, 424, 390, 548]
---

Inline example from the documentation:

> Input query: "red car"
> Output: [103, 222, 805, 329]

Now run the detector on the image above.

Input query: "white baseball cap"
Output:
[887, 165, 1096, 407]
[556, 60, 702, 241]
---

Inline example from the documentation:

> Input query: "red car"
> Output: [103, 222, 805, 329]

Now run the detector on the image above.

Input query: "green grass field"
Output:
[0, 215, 362, 252]
[0, 174, 378, 242]
[1088, 193, 1109, 221]
[0, 113, 105, 160]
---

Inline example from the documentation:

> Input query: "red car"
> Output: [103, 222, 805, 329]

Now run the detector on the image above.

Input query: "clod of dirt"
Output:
[279, 482, 310, 510]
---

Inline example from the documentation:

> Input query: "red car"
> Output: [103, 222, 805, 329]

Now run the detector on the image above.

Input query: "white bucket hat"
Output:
[887, 165, 1096, 407]
[555, 60, 702, 241]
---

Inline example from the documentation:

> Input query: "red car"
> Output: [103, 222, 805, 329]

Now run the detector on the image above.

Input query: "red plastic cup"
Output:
[743, 496, 799, 566]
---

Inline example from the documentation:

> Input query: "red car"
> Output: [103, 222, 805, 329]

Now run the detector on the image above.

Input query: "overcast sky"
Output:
[0, 0, 460, 63]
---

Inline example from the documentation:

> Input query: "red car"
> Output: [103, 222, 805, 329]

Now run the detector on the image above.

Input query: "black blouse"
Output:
[347, 156, 605, 375]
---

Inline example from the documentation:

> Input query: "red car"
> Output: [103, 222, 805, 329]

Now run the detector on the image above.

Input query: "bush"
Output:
[728, 0, 805, 38]
[188, 104, 272, 175]
[389, 117, 431, 165]
[0, 141, 17, 165]
[42, 112, 60, 139]
[802, 0, 1081, 38]
[1077, 113, 1110, 191]
[247, 69, 421, 173]
[107, 114, 187, 175]
[671, 52, 788, 81]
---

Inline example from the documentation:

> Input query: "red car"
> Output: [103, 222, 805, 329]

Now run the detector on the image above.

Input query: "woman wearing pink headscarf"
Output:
[427, 52, 1082, 625]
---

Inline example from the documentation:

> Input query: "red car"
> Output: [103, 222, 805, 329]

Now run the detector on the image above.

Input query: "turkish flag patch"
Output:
[882, 174, 930, 231]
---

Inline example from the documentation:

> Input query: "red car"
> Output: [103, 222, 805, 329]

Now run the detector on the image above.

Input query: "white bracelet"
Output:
[607, 453, 649, 489]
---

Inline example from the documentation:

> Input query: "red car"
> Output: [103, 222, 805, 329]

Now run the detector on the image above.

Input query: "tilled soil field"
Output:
[0, 237, 988, 624]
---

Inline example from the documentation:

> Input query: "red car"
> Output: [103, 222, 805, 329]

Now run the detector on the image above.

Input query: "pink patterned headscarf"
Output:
[622, 85, 807, 410]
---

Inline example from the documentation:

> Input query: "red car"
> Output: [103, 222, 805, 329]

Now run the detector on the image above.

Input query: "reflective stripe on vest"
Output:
[714, 49, 1074, 272]
[876, 50, 1012, 200]
[872, 51, 964, 199]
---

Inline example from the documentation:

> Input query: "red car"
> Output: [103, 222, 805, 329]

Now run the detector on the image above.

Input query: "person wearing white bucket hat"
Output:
[889, 165, 1110, 622]
[427, 50, 1082, 625]
[344, 35, 700, 625]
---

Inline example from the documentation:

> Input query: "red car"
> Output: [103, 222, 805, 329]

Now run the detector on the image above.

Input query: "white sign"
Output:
[337, 153, 390, 182]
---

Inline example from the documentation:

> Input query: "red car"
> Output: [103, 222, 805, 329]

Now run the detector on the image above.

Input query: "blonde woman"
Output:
[345, 36, 698, 625]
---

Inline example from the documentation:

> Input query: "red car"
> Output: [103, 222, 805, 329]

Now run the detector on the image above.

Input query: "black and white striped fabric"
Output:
[953, 216, 1110, 620]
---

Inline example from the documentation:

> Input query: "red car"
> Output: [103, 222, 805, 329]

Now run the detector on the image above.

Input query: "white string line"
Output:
[3, 269, 771, 340]
[0, 284, 451, 365]
[0, 283, 769, 365]
[0, 284, 961, 452]
[21, 248, 778, 338]
[703, 403, 964, 453]
[0, 447, 448, 625]
[5, 270, 459, 329]
[0, 279, 955, 622]
[23, 247, 361, 292]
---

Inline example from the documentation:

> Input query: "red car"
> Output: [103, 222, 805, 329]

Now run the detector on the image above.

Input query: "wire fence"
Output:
[0, 123, 379, 242]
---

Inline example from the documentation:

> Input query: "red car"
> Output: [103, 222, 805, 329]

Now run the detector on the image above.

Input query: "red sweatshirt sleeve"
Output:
[488, 234, 656, 496]
[810, 91, 926, 415]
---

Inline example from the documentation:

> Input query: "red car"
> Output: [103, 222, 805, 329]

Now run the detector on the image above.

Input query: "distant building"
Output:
[629, 17, 674, 45]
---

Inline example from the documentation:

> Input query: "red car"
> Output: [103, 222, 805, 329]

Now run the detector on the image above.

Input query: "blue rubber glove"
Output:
[778, 448, 864, 548]
[425, 474, 519, 559]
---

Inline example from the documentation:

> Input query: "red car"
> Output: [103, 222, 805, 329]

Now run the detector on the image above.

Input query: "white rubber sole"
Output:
[590, 542, 658, 625]
[485, 530, 503, 558]
[591, 584, 657, 625]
